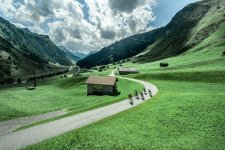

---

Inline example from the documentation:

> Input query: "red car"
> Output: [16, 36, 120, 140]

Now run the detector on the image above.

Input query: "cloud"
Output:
[108, 0, 145, 14]
[29, 25, 45, 34]
[100, 28, 116, 39]
[0, 0, 157, 53]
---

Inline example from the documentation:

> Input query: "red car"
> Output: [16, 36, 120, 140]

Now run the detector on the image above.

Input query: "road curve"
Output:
[0, 70, 158, 150]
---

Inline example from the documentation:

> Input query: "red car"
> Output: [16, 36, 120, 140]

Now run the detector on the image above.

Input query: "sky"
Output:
[0, 0, 198, 54]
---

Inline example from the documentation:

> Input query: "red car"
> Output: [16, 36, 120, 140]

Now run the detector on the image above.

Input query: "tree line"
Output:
[0, 69, 69, 86]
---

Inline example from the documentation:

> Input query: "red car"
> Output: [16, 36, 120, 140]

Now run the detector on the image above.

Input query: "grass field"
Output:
[0, 76, 143, 122]
[24, 45, 225, 149]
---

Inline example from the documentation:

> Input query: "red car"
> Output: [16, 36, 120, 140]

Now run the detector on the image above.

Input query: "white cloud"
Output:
[0, 0, 157, 53]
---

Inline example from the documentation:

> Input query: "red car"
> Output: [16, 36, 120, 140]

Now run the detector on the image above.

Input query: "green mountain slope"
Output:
[137, 0, 225, 62]
[77, 0, 225, 68]
[0, 17, 72, 79]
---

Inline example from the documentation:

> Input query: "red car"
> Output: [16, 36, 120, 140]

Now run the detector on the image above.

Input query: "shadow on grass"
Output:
[88, 92, 121, 97]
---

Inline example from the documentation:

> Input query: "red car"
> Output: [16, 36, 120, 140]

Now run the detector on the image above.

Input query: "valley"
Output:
[0, 0, 225, 149]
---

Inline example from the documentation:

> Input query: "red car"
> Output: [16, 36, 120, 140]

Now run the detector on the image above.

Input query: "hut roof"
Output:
[85, 76, 117, 86]
[119, 67, 139, 72]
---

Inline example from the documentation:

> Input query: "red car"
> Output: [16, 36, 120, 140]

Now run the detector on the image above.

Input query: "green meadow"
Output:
[25, 46, 225, 149]
[0, 76, 143, 122]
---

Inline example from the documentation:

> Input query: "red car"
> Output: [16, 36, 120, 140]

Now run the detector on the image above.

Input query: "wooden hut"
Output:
[118, 67, 139, 75]
[85, 76, 117, 95]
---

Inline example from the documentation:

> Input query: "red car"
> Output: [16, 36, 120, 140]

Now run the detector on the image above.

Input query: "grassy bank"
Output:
[0, 76, 143, 121]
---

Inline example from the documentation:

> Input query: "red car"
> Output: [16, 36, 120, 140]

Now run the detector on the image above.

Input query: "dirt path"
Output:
[0, 70, 158, 150]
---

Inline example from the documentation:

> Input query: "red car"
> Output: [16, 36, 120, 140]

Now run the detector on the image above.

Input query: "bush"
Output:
[0, 72, 4, 79]
[17, 78, 22, 84]
[0, 79, 6, 85]
[6, 78, 15, 84]
[27, 77, 34, 82]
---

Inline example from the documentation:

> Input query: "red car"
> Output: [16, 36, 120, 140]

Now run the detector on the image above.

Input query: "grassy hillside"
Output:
[0, 76, 143, 121]
[25, 77, 225, 149]
[136, 0, 225, 62]
[25, 45, 225, 149]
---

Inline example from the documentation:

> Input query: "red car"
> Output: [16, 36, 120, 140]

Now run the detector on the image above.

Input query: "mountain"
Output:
[0, 18, 71, 65]
[0, 16, 72, 79]
[72, 51, 88, 59]
[77, 31, 156, 68]
[59, 46, 81, 62]
[135, 0, 223, 62]
[77, 0, 225, 68]
[88, 50, 97, 56]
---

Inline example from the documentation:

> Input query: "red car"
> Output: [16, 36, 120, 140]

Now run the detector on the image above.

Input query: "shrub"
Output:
[0, 72, 4, 79]
[6, 78, 15, 84]
[17, 78, 22, 84]
[27, 77, 34, 82]
[0, 79, 6, 85]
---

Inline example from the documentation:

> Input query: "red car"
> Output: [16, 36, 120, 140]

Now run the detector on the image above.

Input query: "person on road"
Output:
[140, 92, 145, 100]
[143, 87, 147, 95]
[134, 90, 139, 100]
[128, 94, 133, 105]
[148, 89, 152, 97]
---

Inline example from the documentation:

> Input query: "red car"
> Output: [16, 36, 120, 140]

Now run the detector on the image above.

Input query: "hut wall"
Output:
[103, 85, 114, 94]
[87, 84, 94, 95]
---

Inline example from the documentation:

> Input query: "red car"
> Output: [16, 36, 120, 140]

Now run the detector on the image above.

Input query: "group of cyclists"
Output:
[128, 88, 153, 105]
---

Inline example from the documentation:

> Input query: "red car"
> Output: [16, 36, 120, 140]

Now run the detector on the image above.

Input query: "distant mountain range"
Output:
[0, 16, 72, 79]
[77, 0, 225, 68]
[72, 51, 89, 59]
[70, 50, 97, 59]
[59, 46, 81, 63]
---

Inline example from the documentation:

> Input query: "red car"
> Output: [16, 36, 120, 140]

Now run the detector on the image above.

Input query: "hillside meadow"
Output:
[25, 47, 225, 149]
[0, 76, 143, 122]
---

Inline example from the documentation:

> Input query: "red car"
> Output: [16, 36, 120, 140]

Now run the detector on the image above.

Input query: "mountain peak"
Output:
[21, 28, 31, 33]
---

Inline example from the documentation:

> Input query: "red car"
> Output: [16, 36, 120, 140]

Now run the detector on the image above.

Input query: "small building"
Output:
[118, 67, 139, 75]
[85, 76, 118, 95]
[160, 62, 169, 68]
